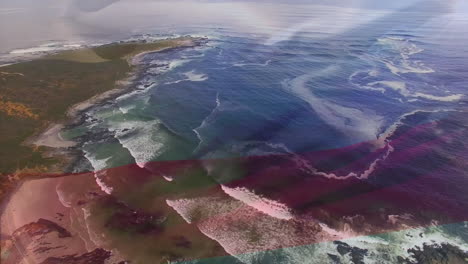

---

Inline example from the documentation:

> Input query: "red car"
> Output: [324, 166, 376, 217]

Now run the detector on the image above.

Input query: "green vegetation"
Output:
[0, 37, 194, 200]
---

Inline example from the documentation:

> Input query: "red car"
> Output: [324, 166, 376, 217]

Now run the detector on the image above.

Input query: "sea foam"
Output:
[283, 66, 385, 143]
[83, 151, 114, 194]
[109, 119, 165, 168]
[221, 185, 294, 220]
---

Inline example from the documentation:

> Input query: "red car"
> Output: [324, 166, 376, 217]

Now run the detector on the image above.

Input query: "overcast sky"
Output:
[1, 0, 465, 53]
[0, 0, 432, 9]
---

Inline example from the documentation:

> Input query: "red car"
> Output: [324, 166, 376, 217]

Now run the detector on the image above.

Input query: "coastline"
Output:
[0, 36, 207, 204]
[34, 37, 205, 154]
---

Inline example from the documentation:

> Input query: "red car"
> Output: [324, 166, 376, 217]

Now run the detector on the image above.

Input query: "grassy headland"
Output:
[0, 37, 200, 200]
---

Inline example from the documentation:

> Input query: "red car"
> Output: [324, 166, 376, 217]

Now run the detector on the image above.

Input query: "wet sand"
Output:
[31, 124, 76, 148]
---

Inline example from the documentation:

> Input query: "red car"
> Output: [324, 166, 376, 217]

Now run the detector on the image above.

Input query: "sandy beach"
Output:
[0, 172, 118, 264]
[31, 124, 76, 148]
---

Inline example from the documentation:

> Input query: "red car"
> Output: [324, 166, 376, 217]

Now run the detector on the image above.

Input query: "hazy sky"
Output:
[0, 0, 437, 9]
[1, 0, 466, 53]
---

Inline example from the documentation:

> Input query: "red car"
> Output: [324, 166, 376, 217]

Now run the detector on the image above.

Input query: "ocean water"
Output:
[5, 1, 468, 263]
[67, 5, 468, 169]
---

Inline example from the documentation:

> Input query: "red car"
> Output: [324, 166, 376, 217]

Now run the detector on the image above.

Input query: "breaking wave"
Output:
[83, 150, 114, 194]
[165, 70, 209, 84]
[109, 119, 165, 168]
[220, 185, 293, 220]
[233, 59, 272, 67]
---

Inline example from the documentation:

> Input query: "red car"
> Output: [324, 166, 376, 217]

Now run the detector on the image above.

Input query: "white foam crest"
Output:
[412, 92, 464, 102]
[184, 70, 208, 82]
[215, 92, 221, 108]
[168, 59, 190, 70]
[93, 172, 114, 195]
[108, 119, 165, 168]
[115, 88, 148, 102]
[368, 81, 410, 96]
[190, 34, 219, 41]
[221, 185, 293, 220]
[195, 226, 246, 263]
[348, 70, 386, 93]
[165, 70, 209, 85]
[226, 140, 316, 175]
[192, 92, 221, 153]
[192, 122, 210, 154]
[117, 105, 135, 114]
[233, 59, 272, 67]
[162, 175, 174, 182]
[166, 199, 197, 224]
[146, 59, 192, 75]
[304, 144, 394, 181]
[318, 223, 357, 240]
[387, 214, 414, 225]
[84, 151, 110, 172]
[55, 184, 72, 208]
[378, 108, 466, 144]
[192, 128, 204, 153]
[83, 151, 114, 194]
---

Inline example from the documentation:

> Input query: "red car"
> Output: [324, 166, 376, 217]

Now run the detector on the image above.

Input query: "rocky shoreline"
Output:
[31, 37, 208, 175]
